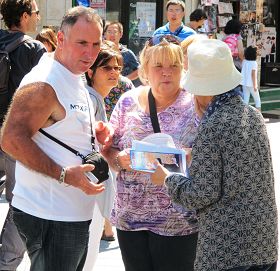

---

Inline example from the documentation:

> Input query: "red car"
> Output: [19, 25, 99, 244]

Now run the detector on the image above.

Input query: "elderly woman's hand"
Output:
[151, 160, 170, 186]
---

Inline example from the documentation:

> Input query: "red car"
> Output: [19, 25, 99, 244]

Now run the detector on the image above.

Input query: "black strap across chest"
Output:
[148, 89, 161, 133]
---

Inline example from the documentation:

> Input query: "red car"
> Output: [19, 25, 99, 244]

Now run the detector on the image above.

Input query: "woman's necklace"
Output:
[155, 90, 181, 110]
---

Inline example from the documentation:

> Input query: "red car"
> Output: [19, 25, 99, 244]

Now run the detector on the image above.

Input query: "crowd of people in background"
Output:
[0, 0, 277, 271]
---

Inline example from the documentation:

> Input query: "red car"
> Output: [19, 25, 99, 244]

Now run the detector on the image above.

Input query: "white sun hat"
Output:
[182, 39, 242, 96]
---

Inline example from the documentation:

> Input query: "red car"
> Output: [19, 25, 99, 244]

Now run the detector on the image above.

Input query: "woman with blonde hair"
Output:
[102, 35, 199, 271]
[36, 27, 57, 52]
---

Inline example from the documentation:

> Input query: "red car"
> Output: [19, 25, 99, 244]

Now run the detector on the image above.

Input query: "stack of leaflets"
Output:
[130, 133, 188, 176]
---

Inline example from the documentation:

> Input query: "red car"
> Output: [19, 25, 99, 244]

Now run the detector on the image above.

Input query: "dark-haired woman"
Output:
[223, 19, 244, 71]
[83, 45, 134, 271]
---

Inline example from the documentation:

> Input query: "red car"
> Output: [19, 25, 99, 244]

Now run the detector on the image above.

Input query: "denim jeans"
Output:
[12, 207, 91, 271]
[0, 152, 26, 270]
[243, 86, 261, 108]
[226, 262, 277, 271]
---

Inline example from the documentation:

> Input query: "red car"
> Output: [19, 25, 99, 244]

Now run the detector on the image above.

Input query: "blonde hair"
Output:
[139, 39, 183, 84]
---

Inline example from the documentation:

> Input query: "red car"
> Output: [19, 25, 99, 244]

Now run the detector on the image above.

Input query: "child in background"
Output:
[241, 46, 261, 111]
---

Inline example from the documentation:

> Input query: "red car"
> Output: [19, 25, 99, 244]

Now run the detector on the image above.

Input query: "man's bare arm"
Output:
[1, 83, 104, 195]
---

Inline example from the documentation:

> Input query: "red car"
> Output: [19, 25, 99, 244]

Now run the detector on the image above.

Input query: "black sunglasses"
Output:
[100, 65, 122, 72]
[147, 34, 181, 47]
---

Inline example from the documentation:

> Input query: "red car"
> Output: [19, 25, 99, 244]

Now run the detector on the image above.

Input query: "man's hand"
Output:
[64, 164, 105, 195]
[151, 160, 170, 186]
[95, 121, 113, 150]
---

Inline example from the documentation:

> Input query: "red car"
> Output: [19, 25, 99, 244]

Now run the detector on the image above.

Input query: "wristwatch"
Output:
[58, 167, 67, 184]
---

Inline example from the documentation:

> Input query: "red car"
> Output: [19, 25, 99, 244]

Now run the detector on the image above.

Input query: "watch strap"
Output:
[58, 167, 67, 184]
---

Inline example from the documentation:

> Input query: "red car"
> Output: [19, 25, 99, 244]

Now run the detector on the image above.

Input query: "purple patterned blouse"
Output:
[109, 87, 199, 236]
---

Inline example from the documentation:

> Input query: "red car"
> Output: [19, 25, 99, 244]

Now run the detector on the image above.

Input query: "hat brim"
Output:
[182, 66, 242, 96]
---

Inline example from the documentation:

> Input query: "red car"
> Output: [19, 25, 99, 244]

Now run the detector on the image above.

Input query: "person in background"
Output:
[104, 72, 134, 120]
[188, 8, 207, 32]
[0, 0, 46, 270]
[103, 21, 139, 84]
[102, 35, 199, 271]
[36, 27, 57, 52]
[0, 6, 112, 270]
[94, 40, 135, 243]
[101, 40, 135, 120]
[153, 0, 195, 42]
[241, 46, 261, 111]
[83, 45, 123, 270]
[152, 39, 278, 271]
[223, 19, 244, 71]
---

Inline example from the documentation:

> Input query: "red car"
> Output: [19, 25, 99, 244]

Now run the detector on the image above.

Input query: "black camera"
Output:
[83, 151, 109, 184]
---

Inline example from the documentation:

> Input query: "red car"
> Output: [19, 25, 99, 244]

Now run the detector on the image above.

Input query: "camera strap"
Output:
[39, 128, 85, 159]
[39, 89, 96, 159]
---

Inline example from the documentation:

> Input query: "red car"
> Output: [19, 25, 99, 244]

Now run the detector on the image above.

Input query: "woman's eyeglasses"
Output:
[100, 65, 122, 72]
[147, 34, 181, 47]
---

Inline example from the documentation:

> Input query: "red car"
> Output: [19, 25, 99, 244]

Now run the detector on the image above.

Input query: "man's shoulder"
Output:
[182, 25, 196, 33]
[180, 26, 196, 39]
[153, 23, 169, 35]
[19, 37, 46, 52]
[120, 45, 138, 64]
[120, 44, 136, 55]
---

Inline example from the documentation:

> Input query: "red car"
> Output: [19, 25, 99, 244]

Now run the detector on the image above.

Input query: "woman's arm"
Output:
[237, 39, 244, 61]
[251, 69, 258, 91]
[153, 125, 223, 211]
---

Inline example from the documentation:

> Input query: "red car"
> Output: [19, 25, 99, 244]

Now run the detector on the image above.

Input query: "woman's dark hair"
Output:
[0, 0, 32, 28]
[189, 9, 207, 22]
[224, 19, 242, 35]
[244, 46, 257, 61]
[85, 45, 123, 86]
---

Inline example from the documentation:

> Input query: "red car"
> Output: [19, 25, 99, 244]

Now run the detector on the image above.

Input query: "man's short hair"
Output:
[104, 21, 123, 34]
[166, 0, 185, 12]
[189, 9, 207, 22]
[60, 6, 102, 34]
[0, 0, 33, 29]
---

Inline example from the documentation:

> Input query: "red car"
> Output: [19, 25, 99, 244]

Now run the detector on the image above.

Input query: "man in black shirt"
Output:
[0, 0, 46, 270]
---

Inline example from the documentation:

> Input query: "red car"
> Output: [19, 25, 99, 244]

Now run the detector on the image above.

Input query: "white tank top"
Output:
[12, 53, 97, 221]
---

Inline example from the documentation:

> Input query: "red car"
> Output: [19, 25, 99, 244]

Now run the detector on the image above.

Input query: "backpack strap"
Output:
[5, 35, 32, 53]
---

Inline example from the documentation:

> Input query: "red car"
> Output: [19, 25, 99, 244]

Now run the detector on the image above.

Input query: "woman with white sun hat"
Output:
[152, 39, 278, 271]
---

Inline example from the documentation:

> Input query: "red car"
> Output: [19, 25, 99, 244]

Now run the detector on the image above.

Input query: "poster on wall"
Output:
[262, 0, 276, 26]
[257, 27, 276, 63]
[90, 0, 106, 19]
[136, 2, 156, 37]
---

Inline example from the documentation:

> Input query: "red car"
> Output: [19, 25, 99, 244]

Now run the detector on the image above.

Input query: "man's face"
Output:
[57, 17, 102, 75]
[26, 0, 40, 33]
[104, 24, 122, 46]
[166, 4, 185, 25]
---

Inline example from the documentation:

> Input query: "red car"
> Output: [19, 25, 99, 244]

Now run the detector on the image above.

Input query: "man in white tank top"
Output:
[0, 6, 112, 271]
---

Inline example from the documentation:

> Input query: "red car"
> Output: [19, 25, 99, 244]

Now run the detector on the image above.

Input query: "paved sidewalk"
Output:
[0, 195, 124, 271]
